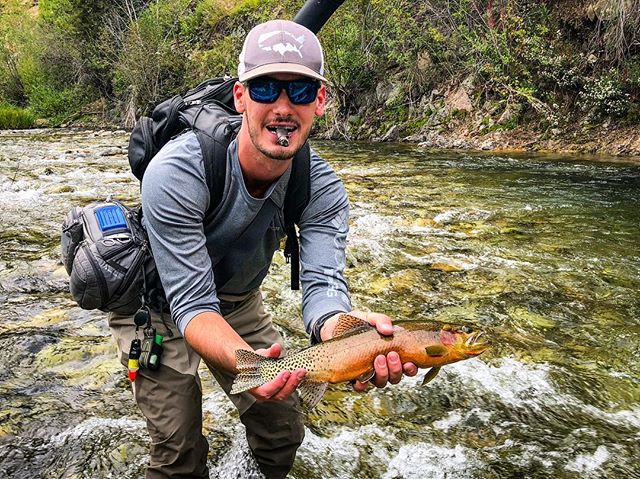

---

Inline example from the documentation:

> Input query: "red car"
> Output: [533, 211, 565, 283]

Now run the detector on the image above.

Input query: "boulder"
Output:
[446, 87, 473, 113]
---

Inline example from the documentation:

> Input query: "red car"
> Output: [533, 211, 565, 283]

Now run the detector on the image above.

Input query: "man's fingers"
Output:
[362, 312, 394, 336]
[372, 354, 389, 388]
[352, 353, 416, 391]
[403, 361, 418, 377]
[250, 371, 290, 400]
[352, 380, 368, 392]
[271, 369, 306, 401]
[386, 351, 404, 384]
[255, 343, 282, 358]
[249, 369, 306, 401]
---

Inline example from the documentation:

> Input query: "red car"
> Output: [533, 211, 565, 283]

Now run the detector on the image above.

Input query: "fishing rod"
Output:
[293, 0, 346, 34]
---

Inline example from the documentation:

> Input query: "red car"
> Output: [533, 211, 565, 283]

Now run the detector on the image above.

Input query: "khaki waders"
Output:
[109, 289, 305, 479]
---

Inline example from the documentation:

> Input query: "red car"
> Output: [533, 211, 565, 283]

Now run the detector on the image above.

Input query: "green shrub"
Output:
[112, 0, 194, 116]
[0, 102, 36, 129]
[27, 83, 89, 125]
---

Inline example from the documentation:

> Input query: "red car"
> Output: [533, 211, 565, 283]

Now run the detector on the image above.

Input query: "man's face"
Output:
[234, 73, 326, 161]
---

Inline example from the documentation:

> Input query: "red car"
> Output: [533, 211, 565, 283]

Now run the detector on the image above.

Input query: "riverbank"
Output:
[411, 123, 640, 158]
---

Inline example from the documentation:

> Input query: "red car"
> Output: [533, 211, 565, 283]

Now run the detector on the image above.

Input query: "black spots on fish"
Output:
[425, 344, 447, 357]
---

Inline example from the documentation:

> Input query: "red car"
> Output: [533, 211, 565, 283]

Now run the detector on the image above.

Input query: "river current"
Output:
[0, 129, 638, 478]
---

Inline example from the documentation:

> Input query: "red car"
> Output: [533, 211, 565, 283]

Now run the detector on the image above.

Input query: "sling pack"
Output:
[127, 75, 311, 290]
[61, 199, 157, 314]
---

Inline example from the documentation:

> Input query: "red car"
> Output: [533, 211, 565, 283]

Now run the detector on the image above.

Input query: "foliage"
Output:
[27, 82, 90, 125]
[321, 0, 431, 113]
[0, 102, 35, 128]
[0, 0, 38, 107]
[0, 0, 639, 130]
[111, 0, 195, 118]
[578, 69, 630, 119]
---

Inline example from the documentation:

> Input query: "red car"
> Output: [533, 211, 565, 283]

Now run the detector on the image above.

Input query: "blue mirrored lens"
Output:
[249, 80, 281, 103]
[286, 81, 318, 104]
[248, 78, 319, 105]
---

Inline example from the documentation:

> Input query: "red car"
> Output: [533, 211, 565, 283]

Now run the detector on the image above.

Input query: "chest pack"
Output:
[61, 76, 310, 315]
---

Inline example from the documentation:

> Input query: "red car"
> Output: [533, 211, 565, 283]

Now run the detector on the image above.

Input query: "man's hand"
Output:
[247, 343, 306, 402]
[320, 311, 418, 391]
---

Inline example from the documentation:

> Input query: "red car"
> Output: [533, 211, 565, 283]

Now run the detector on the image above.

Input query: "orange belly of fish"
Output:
[302, 333, 433, 384]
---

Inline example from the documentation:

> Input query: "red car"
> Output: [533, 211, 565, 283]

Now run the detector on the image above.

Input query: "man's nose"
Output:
[271, 89, 295, 112]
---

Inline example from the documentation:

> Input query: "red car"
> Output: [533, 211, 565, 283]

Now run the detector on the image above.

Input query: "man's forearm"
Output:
[183, 311, 251, 373]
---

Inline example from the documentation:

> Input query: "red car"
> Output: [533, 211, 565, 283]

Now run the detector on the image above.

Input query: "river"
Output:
[0, 129, 638, 479]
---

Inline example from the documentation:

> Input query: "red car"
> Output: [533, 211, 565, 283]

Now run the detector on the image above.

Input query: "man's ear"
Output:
[234, 81, 246, 113]
[315, 83, 327, 117]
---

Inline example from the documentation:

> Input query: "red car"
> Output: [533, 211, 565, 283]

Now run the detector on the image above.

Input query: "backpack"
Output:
[127, 75, 310, 290]
[61, 76, 310, 315]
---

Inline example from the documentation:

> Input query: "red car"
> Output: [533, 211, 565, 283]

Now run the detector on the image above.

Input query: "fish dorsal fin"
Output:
[298, 380, 328, 409]
[332, 314, 371, 338]
[422, 366, 441, 385]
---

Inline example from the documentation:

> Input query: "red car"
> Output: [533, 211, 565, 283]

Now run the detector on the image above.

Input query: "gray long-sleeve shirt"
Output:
[141, 131, 351, 338]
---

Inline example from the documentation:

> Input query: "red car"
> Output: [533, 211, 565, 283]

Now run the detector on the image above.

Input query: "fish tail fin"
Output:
[231, 349, 269, 394]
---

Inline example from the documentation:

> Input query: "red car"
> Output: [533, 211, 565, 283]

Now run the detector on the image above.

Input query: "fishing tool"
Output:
[126, 305, 150, 382]
[275, 127, 290, 147]
[140, 322, 164, 371]
[127, 338, 142, 382]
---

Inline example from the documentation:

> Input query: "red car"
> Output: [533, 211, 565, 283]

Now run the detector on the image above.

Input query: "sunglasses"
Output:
[247, 77, 321, 105]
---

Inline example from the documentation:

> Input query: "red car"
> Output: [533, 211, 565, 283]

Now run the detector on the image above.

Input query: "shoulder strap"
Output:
[194, 116, 242, 217]
[283, 143, 311, 290]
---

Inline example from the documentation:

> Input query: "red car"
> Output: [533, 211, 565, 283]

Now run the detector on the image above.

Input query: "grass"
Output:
[0, 103, 35, 129]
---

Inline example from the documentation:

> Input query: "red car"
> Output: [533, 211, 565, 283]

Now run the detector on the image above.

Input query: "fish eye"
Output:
[461, 325, 473, 334]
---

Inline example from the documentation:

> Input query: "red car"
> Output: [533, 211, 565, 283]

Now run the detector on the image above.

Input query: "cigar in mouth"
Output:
[275, 127, 290, 147]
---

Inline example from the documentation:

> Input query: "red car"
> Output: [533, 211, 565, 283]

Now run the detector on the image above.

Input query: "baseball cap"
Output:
[238, 20, 327, 83]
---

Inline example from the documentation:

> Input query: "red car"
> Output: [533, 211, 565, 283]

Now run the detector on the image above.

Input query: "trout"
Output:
[231, 314, 488, 408]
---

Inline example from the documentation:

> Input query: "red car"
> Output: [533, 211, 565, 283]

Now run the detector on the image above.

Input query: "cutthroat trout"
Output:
[231, 314, 488, 408]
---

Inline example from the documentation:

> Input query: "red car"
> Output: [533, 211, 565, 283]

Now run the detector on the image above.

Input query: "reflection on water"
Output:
[0, 130, 638, 478]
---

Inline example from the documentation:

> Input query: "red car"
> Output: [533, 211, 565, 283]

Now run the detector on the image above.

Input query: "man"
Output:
[109, 19, 417, 479]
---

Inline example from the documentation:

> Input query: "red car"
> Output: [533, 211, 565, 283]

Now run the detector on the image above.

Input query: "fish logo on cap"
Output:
[258, 30, 305, 58]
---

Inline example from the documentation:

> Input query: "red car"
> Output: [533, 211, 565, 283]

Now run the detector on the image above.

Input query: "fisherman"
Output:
[109, 20, 418, 479]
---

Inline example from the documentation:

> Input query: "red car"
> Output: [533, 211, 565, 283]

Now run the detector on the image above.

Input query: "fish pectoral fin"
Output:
[422, 366, 441, 386]
[332, 314, 372, 338]
[425, 345, 448, 357]
[356, 369, 375, 383]
[298, 380, 328, 409]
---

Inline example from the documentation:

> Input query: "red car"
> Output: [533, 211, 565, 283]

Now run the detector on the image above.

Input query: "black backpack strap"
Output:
[194, 118, 241, 217]
[283, 142, 311, 290]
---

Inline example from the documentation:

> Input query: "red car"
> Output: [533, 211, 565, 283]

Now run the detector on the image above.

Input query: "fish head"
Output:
[440, 324, 489, 358]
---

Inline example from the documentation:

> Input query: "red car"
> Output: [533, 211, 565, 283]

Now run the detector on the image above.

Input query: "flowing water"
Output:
[0, 129, 638, 479]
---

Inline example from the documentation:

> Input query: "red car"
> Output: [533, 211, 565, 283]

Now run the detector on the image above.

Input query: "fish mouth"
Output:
[463, 330, 489, 356]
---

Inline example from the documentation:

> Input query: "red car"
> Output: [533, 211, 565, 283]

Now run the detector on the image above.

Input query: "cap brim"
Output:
[239, 63, 327, 83]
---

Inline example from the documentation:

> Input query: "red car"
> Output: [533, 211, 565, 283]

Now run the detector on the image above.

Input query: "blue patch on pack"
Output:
[95, 205, 127, 232]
